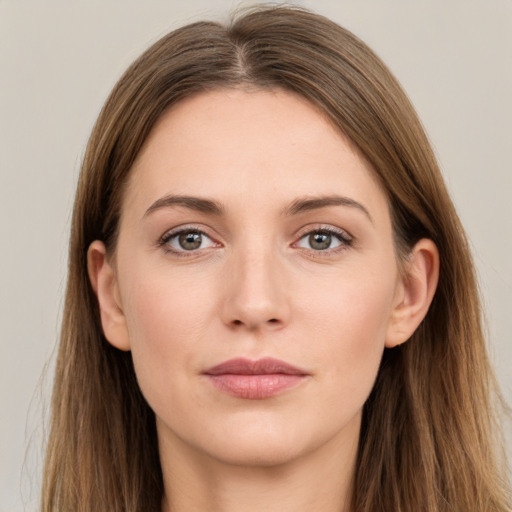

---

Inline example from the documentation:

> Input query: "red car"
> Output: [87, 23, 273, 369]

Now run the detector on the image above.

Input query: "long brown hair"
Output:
[42, 5, 511, 511]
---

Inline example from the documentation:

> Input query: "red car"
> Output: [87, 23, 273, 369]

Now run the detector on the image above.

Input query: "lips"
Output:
[203, 357, 308, 399]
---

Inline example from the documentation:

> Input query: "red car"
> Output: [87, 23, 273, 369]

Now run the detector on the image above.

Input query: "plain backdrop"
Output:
[1, 1, 511, 510]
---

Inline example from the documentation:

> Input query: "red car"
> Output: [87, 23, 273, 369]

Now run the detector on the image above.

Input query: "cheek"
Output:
[299, 265, 396, 399]
[119, 266, 217, 402]
[122, 261, 215, 342]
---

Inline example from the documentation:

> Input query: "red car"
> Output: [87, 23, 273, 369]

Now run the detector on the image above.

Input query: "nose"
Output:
[220, 247, 290, 331]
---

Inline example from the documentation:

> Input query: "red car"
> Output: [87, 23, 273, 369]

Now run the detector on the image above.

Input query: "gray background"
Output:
[1, 1, 510, 510]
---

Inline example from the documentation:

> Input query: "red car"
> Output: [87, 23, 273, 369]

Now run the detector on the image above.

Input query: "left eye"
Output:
[295, 230, 348, 251]
[164, 229, 217, 252]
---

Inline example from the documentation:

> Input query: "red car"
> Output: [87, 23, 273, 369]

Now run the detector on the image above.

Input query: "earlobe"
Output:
[87, 240, 131, 351]
[385, 238, 440, 348]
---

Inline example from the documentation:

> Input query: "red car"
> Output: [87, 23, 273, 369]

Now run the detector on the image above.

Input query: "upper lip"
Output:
[204, 357, 308, 376]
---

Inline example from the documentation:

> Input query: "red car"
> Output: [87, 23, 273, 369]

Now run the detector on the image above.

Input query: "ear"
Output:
[87, 240, 131, 351]
[385, 238, 440, 348]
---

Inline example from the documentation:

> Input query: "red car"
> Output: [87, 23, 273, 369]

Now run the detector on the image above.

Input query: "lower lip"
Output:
[206, 374, 306, 399]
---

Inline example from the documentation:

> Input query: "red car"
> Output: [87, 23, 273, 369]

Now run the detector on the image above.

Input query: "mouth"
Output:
[203, 357, 309, 400]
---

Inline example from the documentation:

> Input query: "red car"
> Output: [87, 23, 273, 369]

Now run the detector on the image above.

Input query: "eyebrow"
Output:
[284, 195, 373, 223]
[143, 193, 372, 223]
[143, 195, 225, 218]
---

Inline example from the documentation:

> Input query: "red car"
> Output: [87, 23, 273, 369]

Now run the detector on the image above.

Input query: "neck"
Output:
[159, 420, 359, 512]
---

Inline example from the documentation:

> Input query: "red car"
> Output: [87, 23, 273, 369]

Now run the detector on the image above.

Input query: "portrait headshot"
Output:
[0, 1, 511, 511]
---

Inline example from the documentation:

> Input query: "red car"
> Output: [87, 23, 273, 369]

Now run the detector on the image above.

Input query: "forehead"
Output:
[123, 88, 388, 219]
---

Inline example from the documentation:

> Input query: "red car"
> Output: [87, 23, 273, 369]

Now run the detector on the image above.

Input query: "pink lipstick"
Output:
[203, 357, 308, 399]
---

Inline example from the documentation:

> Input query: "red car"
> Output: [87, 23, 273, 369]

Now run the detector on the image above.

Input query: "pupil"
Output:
[310, 232, 331, 250]
[179, 232, 202, 250]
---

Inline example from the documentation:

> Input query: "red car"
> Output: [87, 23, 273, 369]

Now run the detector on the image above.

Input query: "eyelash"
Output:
[157, 225, 353, 257]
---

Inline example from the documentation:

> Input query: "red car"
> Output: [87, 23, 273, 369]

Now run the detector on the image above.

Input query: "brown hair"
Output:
[42, 5, 511, 511]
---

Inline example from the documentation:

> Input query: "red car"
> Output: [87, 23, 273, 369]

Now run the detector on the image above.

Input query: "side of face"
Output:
[88, 88, 438, 468]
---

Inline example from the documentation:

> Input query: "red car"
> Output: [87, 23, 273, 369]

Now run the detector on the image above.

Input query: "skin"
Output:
[88, 88, 439, 512]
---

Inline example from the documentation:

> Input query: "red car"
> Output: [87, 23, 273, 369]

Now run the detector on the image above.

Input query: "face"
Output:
[101, 89, 408, 468]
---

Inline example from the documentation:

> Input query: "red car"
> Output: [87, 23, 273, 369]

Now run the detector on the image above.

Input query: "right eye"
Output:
[161, 228, 218, 253]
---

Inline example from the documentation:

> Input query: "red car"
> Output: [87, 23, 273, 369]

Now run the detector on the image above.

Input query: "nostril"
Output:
[231, 318, 279, 327]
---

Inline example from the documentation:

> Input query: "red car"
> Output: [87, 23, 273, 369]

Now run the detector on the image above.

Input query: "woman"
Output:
[42, 5, 511, 511]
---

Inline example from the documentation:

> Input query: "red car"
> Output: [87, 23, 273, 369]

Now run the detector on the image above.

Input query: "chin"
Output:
[207, 435, 307, 468]
[194, 414, 343, 469]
